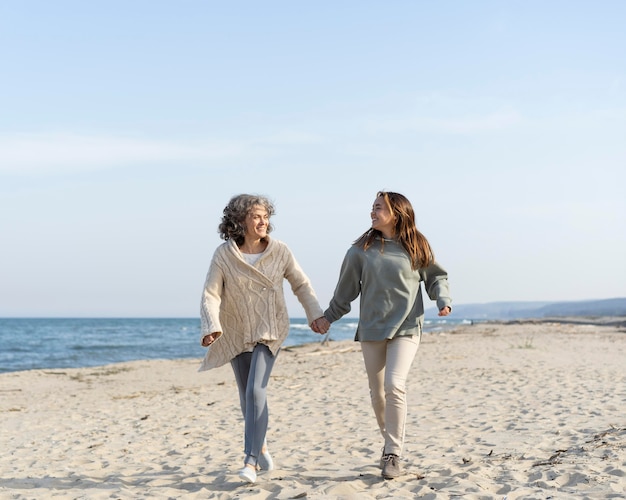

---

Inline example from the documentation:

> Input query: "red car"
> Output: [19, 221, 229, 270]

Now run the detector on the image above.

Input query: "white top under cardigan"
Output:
[199, 237, 323, 371]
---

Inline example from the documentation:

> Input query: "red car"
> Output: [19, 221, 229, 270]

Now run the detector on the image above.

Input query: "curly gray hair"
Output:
[218, 194, 275, 245]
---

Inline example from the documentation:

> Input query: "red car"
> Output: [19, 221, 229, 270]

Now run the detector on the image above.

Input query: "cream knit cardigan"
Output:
[199, 237, 323, 371]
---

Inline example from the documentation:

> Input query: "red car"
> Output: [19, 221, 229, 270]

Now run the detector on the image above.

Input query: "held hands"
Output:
[438, 306, 451, 317]
[311, 316, 331, 335]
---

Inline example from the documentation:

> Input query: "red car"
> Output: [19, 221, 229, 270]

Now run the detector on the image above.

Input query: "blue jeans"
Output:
[231, 343, 277, 466]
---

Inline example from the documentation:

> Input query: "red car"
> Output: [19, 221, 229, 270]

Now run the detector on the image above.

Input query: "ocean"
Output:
[0, 317, 470, 373]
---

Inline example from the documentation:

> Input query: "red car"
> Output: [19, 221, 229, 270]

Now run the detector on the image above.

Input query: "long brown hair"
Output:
[355, 191, 434, 270]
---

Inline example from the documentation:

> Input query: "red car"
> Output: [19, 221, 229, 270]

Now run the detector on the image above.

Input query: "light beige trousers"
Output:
[360, 335, 420, 457]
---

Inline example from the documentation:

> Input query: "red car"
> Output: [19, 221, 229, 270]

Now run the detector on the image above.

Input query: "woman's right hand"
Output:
[202, 332, 221, 346]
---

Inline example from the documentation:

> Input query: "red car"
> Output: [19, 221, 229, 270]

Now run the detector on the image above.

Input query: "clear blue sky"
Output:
[1, 1, 624, 317]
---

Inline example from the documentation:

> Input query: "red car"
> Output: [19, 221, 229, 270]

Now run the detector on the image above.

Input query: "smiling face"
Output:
[371, 195, 395, 238]
[244, 205, 270, 240]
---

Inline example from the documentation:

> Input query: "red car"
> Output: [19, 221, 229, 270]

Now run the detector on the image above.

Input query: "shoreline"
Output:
[501, 316, 626, 328]
[2, 316, 624, 376]
[1, 320, 625, 499]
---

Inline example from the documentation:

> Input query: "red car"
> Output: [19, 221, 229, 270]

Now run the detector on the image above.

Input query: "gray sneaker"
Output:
[381, 454, 401, 479]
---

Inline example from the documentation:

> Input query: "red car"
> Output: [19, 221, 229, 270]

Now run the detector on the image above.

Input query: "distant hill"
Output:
[426, 298, 626, 320]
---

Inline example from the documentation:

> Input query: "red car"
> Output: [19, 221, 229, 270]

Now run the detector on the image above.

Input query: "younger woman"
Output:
[316, 191, 452, 480]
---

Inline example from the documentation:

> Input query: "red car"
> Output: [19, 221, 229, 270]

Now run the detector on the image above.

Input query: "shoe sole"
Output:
[382, 472, 401, 480]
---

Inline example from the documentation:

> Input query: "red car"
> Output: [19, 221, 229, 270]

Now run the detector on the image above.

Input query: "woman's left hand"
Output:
[438, 306, 451, 317]
[311, 317, 330, 334]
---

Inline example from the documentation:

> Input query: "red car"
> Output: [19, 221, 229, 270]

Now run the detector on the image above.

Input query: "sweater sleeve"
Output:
[324, 246, 362, 323]
[283, 249, 324, 324]
[200, 252, 224, 342]
[421, 261, 452, 312]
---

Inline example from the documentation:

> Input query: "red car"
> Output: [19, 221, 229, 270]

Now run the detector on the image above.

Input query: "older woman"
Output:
[199, 194, 327, 484]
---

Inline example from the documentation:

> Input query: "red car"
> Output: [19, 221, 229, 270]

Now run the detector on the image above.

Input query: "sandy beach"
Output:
[1, 321, 624, 499]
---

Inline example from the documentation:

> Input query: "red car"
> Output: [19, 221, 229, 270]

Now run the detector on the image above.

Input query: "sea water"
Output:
[0, 317, 470, 373]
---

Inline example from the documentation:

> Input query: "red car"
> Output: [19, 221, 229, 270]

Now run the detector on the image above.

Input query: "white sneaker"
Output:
[238, 466, 257, 483]
[258, 449, 274, 471]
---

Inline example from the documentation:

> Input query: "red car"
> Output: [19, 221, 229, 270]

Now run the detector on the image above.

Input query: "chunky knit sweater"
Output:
[199, 238, 323, 371]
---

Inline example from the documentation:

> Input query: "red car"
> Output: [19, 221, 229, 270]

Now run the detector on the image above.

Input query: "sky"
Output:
[1, 1, 625, 318]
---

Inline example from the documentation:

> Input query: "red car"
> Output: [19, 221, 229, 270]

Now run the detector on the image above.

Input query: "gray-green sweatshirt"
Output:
[323, 238, 452, 341]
